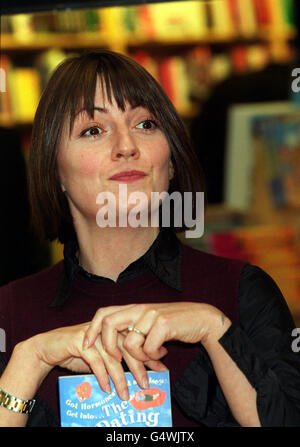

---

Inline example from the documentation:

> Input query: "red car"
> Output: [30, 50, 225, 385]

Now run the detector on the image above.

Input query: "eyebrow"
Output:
[75, 104, 141, 118]
[75, 106, 108, 117]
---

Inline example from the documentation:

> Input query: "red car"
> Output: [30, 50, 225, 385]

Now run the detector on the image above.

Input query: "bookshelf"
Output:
[0, 0, 297, 126]
[1, 29, 297, 54]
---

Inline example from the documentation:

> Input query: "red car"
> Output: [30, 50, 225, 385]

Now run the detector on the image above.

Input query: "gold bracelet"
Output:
[0, 388, 35, 414]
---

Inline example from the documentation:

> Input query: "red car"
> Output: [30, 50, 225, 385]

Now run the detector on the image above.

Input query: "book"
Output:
[280, 0, 295, 27]
[169, 57, 190, 115]
[209, 223, 300, 303]
[210, 0, 235, 37]
[226, 0, 241, 30]
[0, 54, 13, 126]
[252, 0, 272, 27]
[58, 371, 172, 427]
[266, 0, 286, 29]
[252, 113, 300, 208]
[131, 51, 159, 82]
[10, 13, 34, 41]
[8, 67, 41, 123]
[136, 5, 156, 40]
[246, 45, 269, 72]
[35, 48, 67, 88]
[230, 45, 248, 73]
[159, 58, 176, 105]
[224, 101, 298, 211]
[146, 1, 208, 41]
[236, 0, 257, 37]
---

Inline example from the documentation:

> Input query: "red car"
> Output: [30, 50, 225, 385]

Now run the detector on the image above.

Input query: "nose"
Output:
[111, 129, 140, 161]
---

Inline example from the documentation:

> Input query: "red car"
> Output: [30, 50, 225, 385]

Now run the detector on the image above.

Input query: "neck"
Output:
[75, 224, 159, 281]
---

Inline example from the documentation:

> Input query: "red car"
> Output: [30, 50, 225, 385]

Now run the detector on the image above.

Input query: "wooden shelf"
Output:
[1, 32, 112, 50]
[1, 27, 297, 51]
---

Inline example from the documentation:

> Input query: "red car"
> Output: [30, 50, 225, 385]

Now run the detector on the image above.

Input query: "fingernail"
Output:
[104, 383, 111, 394]
[121, 389, 129, 401]
[142, 377, 149, 389]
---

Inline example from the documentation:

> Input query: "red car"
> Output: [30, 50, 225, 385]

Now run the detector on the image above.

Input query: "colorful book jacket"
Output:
[58, 371, 172, 427]
[251, 113, 300, 208]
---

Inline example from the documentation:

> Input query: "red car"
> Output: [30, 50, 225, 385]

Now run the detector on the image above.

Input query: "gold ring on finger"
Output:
[127, 325, 146, 337]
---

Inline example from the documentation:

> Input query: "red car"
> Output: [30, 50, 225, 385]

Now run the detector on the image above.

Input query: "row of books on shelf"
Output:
[192, 222, 300, 305]
[184, 99, 300, 306]
[0, 43, 286, 126]
[1, 0, 296, 44]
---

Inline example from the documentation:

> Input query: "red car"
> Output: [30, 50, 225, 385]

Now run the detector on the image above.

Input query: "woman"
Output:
[0, 50, 299, 427]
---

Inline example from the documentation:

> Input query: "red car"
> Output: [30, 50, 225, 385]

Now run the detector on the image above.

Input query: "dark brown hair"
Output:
[28, 49, 206, 243]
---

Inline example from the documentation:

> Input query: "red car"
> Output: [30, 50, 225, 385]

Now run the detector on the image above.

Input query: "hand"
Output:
[26, 322, 167, 401]
[84, 302, 231, 363]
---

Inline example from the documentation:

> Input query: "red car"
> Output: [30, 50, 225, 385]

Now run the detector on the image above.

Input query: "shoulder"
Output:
[0, 261, 64, 307]
[179, 243, 247, 324]
[0, 261, 64, 360]
[238, 263, 296, 331]
[181, 243, 246, 276]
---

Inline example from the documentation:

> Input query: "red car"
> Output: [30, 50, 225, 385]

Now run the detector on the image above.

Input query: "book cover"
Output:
[58, 371, 172, 427]
[224, 101, 298, 211]
[251, 113, 300, 208]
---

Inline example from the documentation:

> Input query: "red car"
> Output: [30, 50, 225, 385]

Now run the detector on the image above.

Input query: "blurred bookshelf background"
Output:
[1, 0, 300, 323]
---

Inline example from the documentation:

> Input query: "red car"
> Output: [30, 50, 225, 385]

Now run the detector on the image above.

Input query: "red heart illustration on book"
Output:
[76, 382, 92, 402]
[130, 388, 166, 410]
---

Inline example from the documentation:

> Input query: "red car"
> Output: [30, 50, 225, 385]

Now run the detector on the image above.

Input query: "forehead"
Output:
[84, 79, 137, 112]
[67, 75, 156, 134]
[93, 78, 114, 106]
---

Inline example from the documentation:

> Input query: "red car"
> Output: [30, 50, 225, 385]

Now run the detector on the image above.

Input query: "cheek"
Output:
[150, 140, 170, 168]
[149, 140, 171, 186]
[77, 153, 102, 177]
[59, 152, 103, 181]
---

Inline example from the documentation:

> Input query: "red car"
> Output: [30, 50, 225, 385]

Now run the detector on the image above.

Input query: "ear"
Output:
[168, 160, 174, 180]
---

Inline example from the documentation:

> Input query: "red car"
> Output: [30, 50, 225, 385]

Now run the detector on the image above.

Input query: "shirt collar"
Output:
[49, 228, 182, 307]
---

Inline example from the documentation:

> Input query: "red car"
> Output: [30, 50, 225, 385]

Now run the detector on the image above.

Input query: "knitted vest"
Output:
[0, 243, 246, 426]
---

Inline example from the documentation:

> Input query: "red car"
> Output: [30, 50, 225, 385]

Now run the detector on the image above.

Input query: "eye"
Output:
[81, 126, 103, 137]
[136, 119, 158, 131]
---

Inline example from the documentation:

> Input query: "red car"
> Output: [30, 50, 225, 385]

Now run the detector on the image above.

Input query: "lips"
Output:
[109, 170, 147, 181]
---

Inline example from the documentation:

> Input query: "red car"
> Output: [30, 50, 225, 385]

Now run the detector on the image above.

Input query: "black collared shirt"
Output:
[1, 228, 300, 426]
[48, 227, 300, 426]
[50, 227, 182, 307]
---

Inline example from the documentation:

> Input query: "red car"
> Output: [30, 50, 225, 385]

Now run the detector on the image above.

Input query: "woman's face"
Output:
[57, 78, 173, 226]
